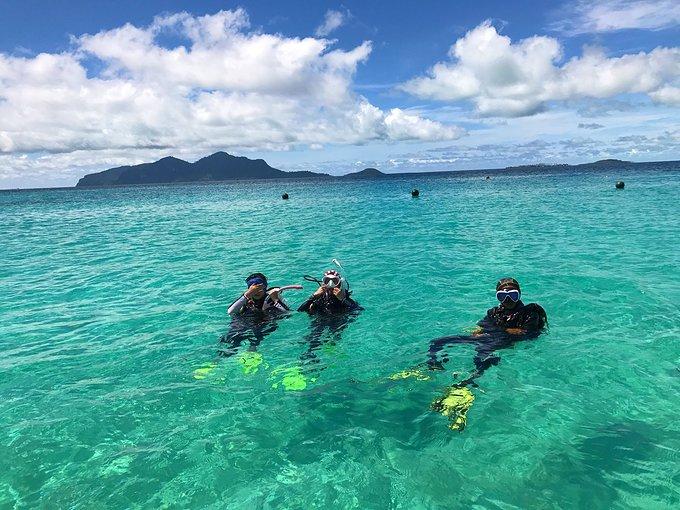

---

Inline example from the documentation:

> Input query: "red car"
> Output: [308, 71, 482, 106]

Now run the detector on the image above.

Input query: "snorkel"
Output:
[246, 273, 303, 297]
[328, 259, 349, 293]
[302, 259, 350, 303]
[302, 271, 348, 299]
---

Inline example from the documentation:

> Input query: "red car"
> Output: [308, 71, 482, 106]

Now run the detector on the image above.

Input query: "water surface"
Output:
[1, 166, 679, 508]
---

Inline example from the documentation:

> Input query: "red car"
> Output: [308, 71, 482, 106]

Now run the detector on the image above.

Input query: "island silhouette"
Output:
[75, 152, 676, 187]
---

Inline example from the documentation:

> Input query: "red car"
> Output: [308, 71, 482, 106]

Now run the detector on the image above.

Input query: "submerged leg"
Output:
[299, 315, 352, 376]
[390, 335, 477, 381]
[247, 328, 264, 352]
[299, 321, 327, 368]
[427, 335, 477, 370]
[454, 339, 508, 387]
[430, 342, 504, 428]
[217, 332, 246, 359]
[473, 347, 501, 375]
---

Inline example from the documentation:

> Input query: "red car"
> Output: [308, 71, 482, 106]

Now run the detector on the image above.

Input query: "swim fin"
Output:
[388, 368, 431, 381]
[431, 385, 475, 431]
[271, 365, 316, 391]
[238, 351, 264, 374]
[193, 362, 217, 380]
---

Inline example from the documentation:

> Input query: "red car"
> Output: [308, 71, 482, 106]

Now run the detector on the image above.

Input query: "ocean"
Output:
[1, 165, 679, 508]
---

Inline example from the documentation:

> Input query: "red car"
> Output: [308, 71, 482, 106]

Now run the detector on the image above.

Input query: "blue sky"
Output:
[0, 0, 678, 188]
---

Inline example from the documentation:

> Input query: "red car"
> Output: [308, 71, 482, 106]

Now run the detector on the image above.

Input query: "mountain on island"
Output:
[589, 159, 632, 167]
[76, 152, 332, 187]
[340, 168, 386, 179]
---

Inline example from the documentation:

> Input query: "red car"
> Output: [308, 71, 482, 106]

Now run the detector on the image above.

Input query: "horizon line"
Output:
[2, 157, 679, 192]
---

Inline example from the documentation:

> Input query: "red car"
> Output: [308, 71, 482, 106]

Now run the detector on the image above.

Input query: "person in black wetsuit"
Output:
[427, 277, 547, 387]
[388, 277, 546, 430]
[297, 270, 361, 315]
[296, 269, 362, 370]
[219, 272, 290, 359]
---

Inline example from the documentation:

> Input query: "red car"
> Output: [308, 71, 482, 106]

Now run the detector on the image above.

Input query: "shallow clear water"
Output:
[1, 167, 679, 509]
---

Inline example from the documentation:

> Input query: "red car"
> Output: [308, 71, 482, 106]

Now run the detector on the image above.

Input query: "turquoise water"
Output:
[1, 167, 679, 509]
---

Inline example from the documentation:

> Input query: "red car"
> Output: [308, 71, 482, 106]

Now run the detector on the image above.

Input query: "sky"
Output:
[0, 0, 679, 188]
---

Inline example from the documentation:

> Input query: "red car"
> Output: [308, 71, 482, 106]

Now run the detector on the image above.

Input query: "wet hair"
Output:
[245, 272, 268, 289]
[496, 277, 520, 291]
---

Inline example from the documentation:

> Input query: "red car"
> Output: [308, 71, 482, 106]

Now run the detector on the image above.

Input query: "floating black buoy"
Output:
[282, 193, 289, 200]
[411, 189, 419, 197]
[485, 176, 490, 180]
[615, 181, 625, 190]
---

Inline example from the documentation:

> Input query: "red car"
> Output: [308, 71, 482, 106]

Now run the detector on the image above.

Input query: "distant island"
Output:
[75, 152, 677, 187]
[75, 152, 335, 187]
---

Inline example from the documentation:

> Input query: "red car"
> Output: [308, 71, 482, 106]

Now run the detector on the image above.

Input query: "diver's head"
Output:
[245, 272, 268, 299]
[322, 270, 342, 289]
[496, 277, 521, 309]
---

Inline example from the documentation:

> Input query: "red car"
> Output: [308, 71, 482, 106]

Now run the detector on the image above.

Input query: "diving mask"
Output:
[322, 270, 341, 288]
[496, 289, 520, 303]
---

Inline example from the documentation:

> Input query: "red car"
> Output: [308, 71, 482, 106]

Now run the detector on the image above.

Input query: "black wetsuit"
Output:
[297, 290, 362, 315]
[297, 290, 362, 370]
[218, 296, 290, 358]
[427, 301, 547, 386]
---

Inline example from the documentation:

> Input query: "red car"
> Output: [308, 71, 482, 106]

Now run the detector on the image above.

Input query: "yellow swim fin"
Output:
[238, 352, 264, 374]
[193, 362, 217, 380]
[270, 365, 316, 391]
[431, 385, 475, 431]
[388, 368, 431, 381]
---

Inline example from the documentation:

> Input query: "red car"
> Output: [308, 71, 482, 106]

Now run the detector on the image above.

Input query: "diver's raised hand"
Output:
[245, 284, 264, 299]
[313, 286, 326, 297]
[267, 288, 281, 302]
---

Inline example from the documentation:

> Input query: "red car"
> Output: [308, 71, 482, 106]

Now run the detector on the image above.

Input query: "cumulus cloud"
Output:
[315, 9, 347, 37]
[553, 0, 680, 34]
[649, 85, 680, 106]
[401, 21, 680, 117]
[383, 108, 464, 141]
[0, 9, 461, 185]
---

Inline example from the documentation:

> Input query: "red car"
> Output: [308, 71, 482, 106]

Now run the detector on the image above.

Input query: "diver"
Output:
[297, 269, 361, 315]
[227, 272, 289, 317]
[427, 277, 547, 382]
[219, 272, 291, 360]
[296, 269, 362, 373]
[393, 277, 547, 430]
[194, 273, 302, 380]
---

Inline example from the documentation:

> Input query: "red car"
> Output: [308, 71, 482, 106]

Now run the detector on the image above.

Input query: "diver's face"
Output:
[497, 285, 520, 309]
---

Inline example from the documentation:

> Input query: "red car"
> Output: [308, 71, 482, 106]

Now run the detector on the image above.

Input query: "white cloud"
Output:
[384, 108, 465, 141]
[649, 86, 680, 106]
[401, 21, 680, 117]
[553, 1, 680, 34]
[0, 9, 461, 186]
[315, 9, 346, 37]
